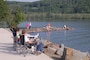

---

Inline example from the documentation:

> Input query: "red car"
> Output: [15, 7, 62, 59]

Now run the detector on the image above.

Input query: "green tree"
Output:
[13, 8, 25, 26]
[0, 0, 11, 27]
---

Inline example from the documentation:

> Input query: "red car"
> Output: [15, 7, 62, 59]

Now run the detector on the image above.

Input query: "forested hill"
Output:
[7, 0, 90, 14]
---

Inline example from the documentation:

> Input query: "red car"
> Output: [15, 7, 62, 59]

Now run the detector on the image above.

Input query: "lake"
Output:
[18, 21, 90, 53]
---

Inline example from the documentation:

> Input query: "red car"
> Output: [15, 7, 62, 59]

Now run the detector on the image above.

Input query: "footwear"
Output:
[35, 51, 41, 55]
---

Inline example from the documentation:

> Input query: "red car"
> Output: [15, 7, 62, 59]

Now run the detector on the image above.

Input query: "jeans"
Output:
[36, 42, 43, 51]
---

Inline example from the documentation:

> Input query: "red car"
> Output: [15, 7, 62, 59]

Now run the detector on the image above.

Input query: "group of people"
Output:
[10, 26, 43, 55]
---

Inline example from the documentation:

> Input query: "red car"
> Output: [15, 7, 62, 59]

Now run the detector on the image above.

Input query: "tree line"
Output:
[0, 0, 90, 27]
[7, 0, 90, 13]
[6, 0, 90, 21]
[0, 0, 25, 27]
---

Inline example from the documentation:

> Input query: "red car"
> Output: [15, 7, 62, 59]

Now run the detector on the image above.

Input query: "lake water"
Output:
[18, 21, 90, 53]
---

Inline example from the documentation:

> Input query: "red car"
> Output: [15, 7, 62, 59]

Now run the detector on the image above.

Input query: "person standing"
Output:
[29, 22, 31, 29]
[10, 26, 19, 50]
[10, 26, 17, 45]
[16, 28, 20, 43]
[63, 25, 67, 29]
[46, 23, 51, 31]
[26, 23, 30, 29]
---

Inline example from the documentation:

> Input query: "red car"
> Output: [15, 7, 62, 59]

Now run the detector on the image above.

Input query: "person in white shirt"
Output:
[63, 25, 67, 29]
[21, 30, 43, 55]
[21, 30, 35, 44]
[29, 22, 31, 29]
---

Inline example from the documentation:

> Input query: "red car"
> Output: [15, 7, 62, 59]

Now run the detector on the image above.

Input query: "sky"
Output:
[7, 0, 39, 2]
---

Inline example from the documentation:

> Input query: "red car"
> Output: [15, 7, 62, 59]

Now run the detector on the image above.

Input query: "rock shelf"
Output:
[41, 40, 90, 60]
[23, 27, 73, 33]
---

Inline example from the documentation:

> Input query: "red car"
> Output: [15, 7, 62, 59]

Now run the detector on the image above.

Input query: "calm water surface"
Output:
[18, 21, 90, 53]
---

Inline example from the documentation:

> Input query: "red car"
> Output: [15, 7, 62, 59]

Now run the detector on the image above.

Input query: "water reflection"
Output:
[46, 31, 51, 41]
[64, 30, 67, 40]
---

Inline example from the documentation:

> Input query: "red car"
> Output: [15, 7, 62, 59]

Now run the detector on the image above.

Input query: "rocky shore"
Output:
[12, 27, 90, 60]
[41, 40, 90, 60]
[21, 27, 73, 33]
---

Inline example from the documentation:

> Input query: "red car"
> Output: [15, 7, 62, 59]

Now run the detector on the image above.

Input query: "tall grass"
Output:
[26, 13, 90, 21]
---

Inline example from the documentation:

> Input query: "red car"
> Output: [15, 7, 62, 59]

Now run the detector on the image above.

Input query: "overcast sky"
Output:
[7, 0, 39, 2]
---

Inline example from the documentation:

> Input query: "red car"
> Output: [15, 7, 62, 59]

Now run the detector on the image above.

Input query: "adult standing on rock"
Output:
[46, 23, 51, 31]
[26, 23, 30, 29]
[29, 22, 32, 29]
[63, 25, 67, 29]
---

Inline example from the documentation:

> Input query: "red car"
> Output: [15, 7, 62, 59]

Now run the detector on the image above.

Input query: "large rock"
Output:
[41, 40, 90, 60]
[41, 40, 52, 47]
[66, 47, 73, 57]
[56, 44, 65, 56]
[48, 47, 57, 54]
[65, 48, 90, 60]
[42, 40, 60, 54]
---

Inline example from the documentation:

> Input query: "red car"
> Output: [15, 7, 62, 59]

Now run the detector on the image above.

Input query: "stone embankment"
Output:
[41, 40, 90, 60]
[23, 27, 73, 33]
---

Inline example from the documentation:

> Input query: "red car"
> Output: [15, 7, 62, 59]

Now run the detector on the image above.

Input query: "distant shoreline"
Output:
[25, 13, 90, 21]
